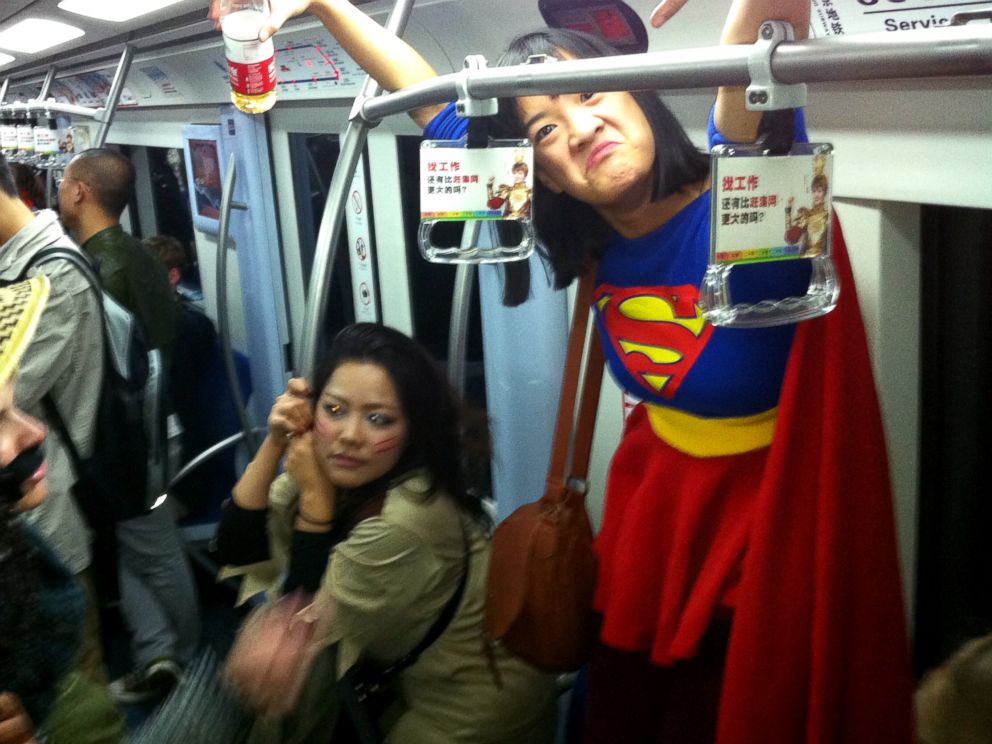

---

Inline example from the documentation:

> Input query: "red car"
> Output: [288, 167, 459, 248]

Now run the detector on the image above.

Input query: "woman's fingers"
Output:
[649, 0, 690, 28]
[259, 0, 311, 42]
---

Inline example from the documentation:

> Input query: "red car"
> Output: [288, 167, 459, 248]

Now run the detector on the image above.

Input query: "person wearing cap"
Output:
[0, 154, 106, 687]
[0, 275, 124, 744]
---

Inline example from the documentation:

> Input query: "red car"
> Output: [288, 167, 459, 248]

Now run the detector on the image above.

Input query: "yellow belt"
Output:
[644, 403, 777, 457]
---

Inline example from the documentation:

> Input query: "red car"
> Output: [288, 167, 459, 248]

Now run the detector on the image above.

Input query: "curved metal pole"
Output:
[360, 25, 992, 123]
[0, 79, 8, 105]
[298, 0, 416, 379]
[216, 153, 258, 455]
[165, 427, 268, 494]
[94, 45, 134, 148]
[447, 222, 481, 394]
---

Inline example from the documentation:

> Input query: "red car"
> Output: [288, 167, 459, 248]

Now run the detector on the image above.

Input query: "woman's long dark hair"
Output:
[311, 324, 491, 530]
[492, 28, 711, 305]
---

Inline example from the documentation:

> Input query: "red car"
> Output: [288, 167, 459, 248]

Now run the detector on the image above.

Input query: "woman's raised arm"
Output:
[649, 0, 811, 142]
[715, 0, 810, 142]
[209, 0, 444, 128]
[231, 378, 313, 510]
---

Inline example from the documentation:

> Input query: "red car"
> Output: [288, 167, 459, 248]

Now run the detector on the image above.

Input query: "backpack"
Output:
[19, 246, 165, 523]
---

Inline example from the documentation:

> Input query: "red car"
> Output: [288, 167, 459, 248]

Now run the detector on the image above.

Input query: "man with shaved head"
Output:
[60, 147, 199, 703]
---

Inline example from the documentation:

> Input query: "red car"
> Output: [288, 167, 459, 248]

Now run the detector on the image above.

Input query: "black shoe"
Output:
[108, 657, 183, 704]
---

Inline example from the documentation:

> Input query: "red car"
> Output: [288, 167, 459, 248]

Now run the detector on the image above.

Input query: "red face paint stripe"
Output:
[372, 434, 401, 453]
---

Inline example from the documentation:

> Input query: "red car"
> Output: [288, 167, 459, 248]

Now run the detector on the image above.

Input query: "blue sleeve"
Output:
[707, 107, 808, 149]
[423, 102, 468, 140]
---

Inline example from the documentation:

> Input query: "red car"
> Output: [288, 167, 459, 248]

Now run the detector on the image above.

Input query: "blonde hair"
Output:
[917, 633, 992, 744]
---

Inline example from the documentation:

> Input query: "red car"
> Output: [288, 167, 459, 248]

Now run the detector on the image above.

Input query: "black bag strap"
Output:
[338, 525, 471, 743]
[374, 524, 470, 679]
[19, 247, 106, 481]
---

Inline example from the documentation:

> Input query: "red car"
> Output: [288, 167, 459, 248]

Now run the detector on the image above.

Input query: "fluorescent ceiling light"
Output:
[0, 19, 85, 54]
[0, 53, 15, 68]
[58, 0, 187, 23]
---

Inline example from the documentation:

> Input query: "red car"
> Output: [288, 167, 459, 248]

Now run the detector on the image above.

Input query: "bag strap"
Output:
[547, 269, 604, 485]
[20, 247, 106, 481]
[373, 524, 470, 680]
[569, 324, 605, 481]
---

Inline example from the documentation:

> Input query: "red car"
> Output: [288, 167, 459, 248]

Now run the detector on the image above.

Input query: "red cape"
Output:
[718, 218, 915, 743]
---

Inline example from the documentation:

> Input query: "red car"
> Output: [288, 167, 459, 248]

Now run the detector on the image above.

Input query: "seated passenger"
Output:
[0, 275, 125, 744]
[216, 323, 556, 743]
[144, 234, 235, 517]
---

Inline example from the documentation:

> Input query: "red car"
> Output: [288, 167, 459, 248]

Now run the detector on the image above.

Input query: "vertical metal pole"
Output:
[94, 45, 134, 148]
[447, 222, 481, 394]
[216, 154, 258, 454]
[38, 66, 57, 101]
[298, 0, 416, 379]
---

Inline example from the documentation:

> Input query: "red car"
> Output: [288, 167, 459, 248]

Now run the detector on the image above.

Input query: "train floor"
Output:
[101, 551, 248, 733]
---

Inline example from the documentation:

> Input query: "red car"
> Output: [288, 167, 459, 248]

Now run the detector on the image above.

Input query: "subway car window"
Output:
[288, 132, 355, 354]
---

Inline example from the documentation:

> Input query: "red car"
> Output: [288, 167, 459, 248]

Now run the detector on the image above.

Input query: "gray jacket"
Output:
[0, 210, 103, 573]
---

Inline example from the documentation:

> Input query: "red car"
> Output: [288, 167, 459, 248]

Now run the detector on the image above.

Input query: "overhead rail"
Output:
[300, 20, 991, 381]
[353, 24, 992, 126]
[0, 45, 134, 149]
[298, 0, 416, 378]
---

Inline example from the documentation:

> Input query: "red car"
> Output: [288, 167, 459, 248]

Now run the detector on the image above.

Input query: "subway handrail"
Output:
[216, 153, 258, 456]
[356, 25, 992, 126]
[298, 0, 416, 378]
[297, 20, 992, 381]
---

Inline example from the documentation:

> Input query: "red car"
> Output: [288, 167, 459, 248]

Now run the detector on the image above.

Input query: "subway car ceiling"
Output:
[1, 0, 990, 209]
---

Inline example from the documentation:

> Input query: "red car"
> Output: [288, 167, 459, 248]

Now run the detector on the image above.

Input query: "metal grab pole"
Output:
[216, 153, 257, 455]
[447, 222, 481, 394]
[359, 25, 992, 124]
[94, 45, 134, 148]
[297, 0, 416, 380]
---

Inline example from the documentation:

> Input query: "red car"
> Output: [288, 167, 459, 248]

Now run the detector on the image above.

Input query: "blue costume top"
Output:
[426, 104, 810, 418]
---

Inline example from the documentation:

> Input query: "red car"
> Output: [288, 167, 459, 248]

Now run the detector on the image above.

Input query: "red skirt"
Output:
[595, 404, 766, 664]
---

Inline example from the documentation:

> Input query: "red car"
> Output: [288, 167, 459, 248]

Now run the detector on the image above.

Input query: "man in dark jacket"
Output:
[60, 148, 199, 703]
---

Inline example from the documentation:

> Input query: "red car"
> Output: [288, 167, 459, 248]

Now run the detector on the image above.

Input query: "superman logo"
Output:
[594, 283, 713, 399]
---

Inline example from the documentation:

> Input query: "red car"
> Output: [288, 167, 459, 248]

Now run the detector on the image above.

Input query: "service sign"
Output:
[810, 0, 991, 36]
[420, 141, 534, 221]
[711, 144, 833, 265]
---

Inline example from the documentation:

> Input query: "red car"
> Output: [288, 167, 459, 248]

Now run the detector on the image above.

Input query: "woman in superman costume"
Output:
[215, 0, 915, 741]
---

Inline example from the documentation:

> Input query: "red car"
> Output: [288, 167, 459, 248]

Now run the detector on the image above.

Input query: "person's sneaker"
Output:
[108, 658, 183, 704]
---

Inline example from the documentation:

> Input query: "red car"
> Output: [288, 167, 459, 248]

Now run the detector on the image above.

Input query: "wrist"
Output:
[296, 504, 333, 528]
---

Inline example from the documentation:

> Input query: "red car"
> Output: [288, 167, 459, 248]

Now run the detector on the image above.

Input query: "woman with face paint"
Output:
[0, 276, 125, 744]
[216, 323, 557, 743]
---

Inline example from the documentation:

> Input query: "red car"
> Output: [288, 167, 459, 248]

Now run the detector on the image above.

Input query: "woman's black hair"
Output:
[491, 28, 711, 305]
[311, 323, 491, 529]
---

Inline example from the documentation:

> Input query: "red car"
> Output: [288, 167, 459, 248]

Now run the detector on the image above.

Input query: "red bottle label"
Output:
[227, 55, 277, 96]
